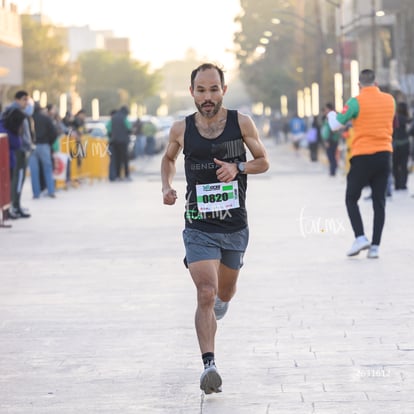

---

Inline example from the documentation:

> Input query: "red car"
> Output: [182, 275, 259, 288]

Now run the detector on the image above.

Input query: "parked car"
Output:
[85, 120, 108, 138]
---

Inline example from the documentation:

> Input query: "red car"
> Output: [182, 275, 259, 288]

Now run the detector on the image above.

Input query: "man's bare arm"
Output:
[238, 113, 270, 174]
[161, 120, 184, 205]
[214, 113, 269, 183]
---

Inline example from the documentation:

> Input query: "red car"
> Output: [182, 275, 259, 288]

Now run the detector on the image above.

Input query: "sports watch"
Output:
[237, 162, 246, 174]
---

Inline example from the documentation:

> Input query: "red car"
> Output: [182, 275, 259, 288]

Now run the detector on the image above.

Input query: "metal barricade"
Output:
[56, 134, 110, 186]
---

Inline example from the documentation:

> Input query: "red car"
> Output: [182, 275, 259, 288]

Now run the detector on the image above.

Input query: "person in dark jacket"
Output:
[0, 107, 27, 220]
[4, 91, 34, 218]
[29, 103, 58, 198]
[106, 106, 132, 181]
[0, 107, 25, 172]
[105, 109, 117, 181]
[392, 102, 410, 190]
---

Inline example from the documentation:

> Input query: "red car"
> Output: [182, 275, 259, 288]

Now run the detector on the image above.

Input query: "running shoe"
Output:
[214, 296, 229, 320]
[200, 364, 222, 394]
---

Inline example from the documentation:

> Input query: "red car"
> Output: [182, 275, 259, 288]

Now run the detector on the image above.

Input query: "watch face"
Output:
[238, 162, 245, 172]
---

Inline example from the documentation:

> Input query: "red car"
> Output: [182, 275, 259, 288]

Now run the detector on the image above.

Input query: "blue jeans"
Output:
[29, 144, 55, 197]
[326, 141, 338, 176]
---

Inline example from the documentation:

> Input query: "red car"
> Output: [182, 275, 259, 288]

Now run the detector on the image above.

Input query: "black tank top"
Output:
[183, 109, 248, 233]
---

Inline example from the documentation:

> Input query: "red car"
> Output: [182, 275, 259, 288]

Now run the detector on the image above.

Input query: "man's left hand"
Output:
[214, 158, 238, 183]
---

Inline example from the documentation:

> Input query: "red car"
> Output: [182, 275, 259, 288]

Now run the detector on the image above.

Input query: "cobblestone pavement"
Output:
[1, 141, 413, 413]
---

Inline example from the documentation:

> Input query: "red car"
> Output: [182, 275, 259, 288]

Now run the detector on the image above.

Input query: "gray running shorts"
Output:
[182, 227, 249, 270]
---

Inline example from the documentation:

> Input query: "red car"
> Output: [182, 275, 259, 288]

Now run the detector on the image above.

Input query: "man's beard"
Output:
[196, 100, 223, 119]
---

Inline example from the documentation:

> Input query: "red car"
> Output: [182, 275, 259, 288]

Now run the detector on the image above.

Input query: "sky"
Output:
[14, 0, 242, 70]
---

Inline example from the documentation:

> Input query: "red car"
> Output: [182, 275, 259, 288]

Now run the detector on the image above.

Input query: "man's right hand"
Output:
[163, 188, 177, 205]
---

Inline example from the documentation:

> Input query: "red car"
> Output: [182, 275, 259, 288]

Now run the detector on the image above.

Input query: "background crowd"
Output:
[269, 99, 414, 195]
[1, 89, 414, 225]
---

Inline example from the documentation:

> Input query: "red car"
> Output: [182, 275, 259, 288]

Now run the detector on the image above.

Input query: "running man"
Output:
[161, 63, 269, 394]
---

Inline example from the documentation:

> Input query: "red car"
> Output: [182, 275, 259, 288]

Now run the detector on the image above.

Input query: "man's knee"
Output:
[197, 284, 216, 308]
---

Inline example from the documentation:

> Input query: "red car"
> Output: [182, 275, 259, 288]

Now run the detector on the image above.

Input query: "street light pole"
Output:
[338, 2, 345, 77]
[325, 0, 345, 98]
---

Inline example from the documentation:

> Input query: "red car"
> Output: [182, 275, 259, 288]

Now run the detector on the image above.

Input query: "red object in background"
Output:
[0, 133, 11, 227]
[342, 39, 357, 72]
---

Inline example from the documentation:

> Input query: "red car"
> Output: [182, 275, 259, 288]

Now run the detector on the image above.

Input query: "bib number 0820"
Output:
[195, 180, 239, 212]
[202, 193, 229, 203]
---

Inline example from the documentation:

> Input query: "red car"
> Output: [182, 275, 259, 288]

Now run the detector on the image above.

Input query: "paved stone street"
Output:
[1, 141, 414, 414]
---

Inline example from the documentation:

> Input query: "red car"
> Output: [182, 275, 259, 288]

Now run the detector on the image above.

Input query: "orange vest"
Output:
[352, 86, 395, 157]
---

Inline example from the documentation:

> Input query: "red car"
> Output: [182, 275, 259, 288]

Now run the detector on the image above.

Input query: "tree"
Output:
[16, 16, 162, 116]
[234, 0, 335, 113]
[234, 0, 303, 111]
[77, 50, 161, 116]
[18, 15, 72, 105]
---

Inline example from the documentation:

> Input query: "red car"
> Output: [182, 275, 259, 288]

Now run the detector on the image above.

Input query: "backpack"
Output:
[1, 107, 26, 135]
[321, 121, 340, 143]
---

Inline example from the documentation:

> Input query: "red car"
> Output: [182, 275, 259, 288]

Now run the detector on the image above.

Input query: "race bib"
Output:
[196, 181, 239, 212]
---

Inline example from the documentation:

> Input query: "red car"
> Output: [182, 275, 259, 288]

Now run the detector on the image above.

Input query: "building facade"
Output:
[0, 1, 22, 105]
[340, 0, 413, 99]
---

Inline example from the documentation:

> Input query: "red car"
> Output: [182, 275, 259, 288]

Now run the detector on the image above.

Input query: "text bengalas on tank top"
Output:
[183, 110, 248, 233]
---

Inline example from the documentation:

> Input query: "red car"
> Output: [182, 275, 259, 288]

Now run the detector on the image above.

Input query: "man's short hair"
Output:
[14, 90, 29, 100]
[359, 69, 376, 86]
[190, 63, 225, 89]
